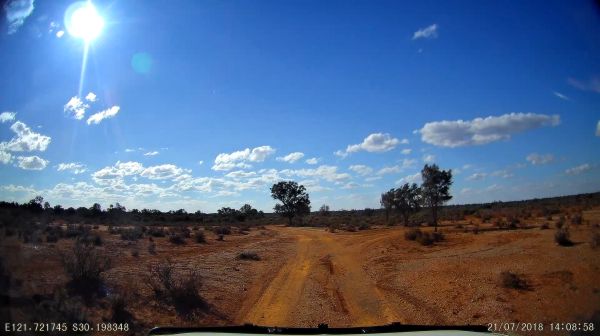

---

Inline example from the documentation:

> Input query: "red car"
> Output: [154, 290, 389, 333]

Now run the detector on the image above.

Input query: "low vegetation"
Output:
[147, 260, 207, 318]
[60, 240, 111, 303]
[500, 271, 528, 290]
[555, 227, 573, 246]
[404, 228, 444, 246]
[238, 251, 260, 261]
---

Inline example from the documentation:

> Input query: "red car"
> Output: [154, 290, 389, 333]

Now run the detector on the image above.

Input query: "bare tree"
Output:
[319, 204, 330, 216]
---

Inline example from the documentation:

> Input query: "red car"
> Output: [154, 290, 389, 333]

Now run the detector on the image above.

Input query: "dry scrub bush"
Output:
[556, 216, 566, 229]
[61, 241, 111, 303]
[34, 288, 89, 324]
[591, 232, 600, 249]
[238, 251, 260, 261]
[120, 227, 143, 241]
[540, 223, 550, 230]
[555, 227, 573, 246]
[358, 222, 371, 230]
[148, 226, 166, 237]
[147, 260, 207, 318]
[148, 242, 156, 255]
[500, 271, 528, 290]
[169, 234, 186, 245]
[405, 228, 443, 246]
[213, 226, 232, 235]
[110, 292, 134, 324]
[195, 232, 206, 243]
[404, 228, 421, 241]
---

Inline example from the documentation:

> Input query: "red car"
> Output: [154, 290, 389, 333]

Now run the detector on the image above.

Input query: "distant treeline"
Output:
[0, 191, 599, 227]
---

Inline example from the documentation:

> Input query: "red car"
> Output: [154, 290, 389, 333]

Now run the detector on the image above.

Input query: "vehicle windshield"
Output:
[0, 1, 599, 335]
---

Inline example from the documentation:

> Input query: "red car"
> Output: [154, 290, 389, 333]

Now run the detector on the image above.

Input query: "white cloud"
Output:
[92, 161, 144, 184]
[305, 157, 319, 165]
[412, 23, 438, 40]
[85, 92, 97, 102]
[423, 154, 435, 163]
[377, 159, 416, 176]
[396, 172, 422, 185]
[336, 133, 404, 157]
[565, 163, 591, 175]
[4, 0, 35, 34]
[596, 121, 600, 137]
[486, 184, 502, 192]
[225, 170, 257, 179]
[401, 148, 412, 155]
[341, 182, 360, 190]
[349, 164, 373, 176]
[334, 150, 348, 158]
[86, 106, 120, 125]
[490, 170, 513, 178]
[298, 179, 330, 192]
[248, 145, 276, 162]
[553, 91, 569, 100]
[144, 151, 159, 156]
[0, 150, 12, 164]
[568, 77, 600, 93]
[466, 172, 487, 181]
[140, 164, 188, 180]
[377, 166, 401, 175]
[276, 152, 304, 163]
[212, 146, 275, 171]
[0, 112, 16, 123]
[56, 30, 64, 38]
[419, 113, 560, 147]
[198, 160, 204, 165]
[526, 153, 554, 165]
[56, 162, 86, 174]
[16, 155, 48, 170]
[280, 165, 351, 183]
[2, 121, 51, 152]
[64, 96, 89, 120]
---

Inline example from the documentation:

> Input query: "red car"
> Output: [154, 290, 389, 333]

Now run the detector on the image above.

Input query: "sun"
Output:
[65, 2, 105, 41]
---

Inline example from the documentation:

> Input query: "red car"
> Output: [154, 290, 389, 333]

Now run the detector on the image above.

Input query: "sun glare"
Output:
[65, 2, 104, 41]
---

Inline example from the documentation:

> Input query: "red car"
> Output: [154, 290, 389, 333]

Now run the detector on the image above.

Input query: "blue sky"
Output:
[0, 0, 599, 212]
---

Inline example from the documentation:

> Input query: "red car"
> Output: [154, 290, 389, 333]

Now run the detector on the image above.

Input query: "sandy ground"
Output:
[234, 225, 599, 334]
[2, 215, 599, 335]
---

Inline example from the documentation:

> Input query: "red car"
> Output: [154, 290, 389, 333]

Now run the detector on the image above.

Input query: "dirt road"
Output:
[234, 225, 600, 331]
[235, 226, 406, 327]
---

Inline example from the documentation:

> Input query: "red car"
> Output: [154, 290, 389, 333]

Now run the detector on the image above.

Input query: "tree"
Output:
[27, 196, 44, 213]
[240, 204, 258, 218]
[392, 183, 422, 226]
[380, 190, 394, 222]
[421, 164, 453, 231]
[270, 181, 311, 226]
[90, 203, 102, 217]
[319, 204, 330, 216]
[217, 207, 238, 218]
